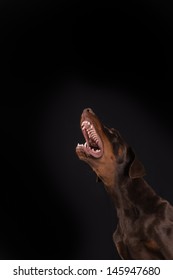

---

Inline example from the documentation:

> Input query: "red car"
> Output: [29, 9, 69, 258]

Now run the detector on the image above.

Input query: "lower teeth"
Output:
[77, 143, 100, 153]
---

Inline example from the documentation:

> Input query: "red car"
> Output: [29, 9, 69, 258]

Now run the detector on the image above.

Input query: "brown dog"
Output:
[76, 108, 173, 259]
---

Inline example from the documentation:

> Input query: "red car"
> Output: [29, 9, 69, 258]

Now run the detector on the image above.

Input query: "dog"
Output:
[76, 108, 173, 259]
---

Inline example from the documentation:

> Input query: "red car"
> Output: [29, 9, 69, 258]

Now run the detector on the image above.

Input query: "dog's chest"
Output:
[116, 209, 155, 242]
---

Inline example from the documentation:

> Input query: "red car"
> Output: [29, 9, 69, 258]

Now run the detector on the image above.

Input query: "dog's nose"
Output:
[83, 108, 95, 115]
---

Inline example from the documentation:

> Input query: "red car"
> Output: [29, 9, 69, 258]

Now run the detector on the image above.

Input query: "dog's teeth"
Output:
[88, 126, 93, 131]
[84, 142, 87, 147]
[81, 121, 91, 129]
[91, 133, 97, 139]
[82, 121, 87, 126]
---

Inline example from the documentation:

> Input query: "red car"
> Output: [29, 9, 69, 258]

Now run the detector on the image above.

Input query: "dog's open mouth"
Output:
[76, 120, 103, 158]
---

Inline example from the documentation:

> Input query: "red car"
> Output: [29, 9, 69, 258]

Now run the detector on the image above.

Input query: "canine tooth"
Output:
[84, 142, 87, 147]
[82, 121, 88, 127]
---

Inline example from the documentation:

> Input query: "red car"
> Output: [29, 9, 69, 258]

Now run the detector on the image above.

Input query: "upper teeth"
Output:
[78, 120, 101, 152]
[82, 121, 96, 137]
[81, 121, 91, 130]
[82, 120, 99, 142]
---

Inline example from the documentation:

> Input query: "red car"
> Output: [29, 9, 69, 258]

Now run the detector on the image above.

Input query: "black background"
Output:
[0, 1, 173, 259]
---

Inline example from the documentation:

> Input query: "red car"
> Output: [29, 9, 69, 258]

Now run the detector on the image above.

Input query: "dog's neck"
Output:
[104, 176, 133, 211]
[105, 177, 139, 220]
[104, 176, 159, 218]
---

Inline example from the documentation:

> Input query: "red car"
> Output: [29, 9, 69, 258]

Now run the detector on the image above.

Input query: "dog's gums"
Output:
[76, 120, 103, 158]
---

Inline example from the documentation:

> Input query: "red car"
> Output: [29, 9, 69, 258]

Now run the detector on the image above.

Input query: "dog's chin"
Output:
[76, 147, 103, 181]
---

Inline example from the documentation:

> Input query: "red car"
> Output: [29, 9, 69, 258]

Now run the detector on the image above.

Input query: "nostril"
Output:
[85, 108, 94, 114]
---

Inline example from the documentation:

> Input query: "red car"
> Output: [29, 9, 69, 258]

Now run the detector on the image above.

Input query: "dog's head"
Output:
[76, 108, 145, 187]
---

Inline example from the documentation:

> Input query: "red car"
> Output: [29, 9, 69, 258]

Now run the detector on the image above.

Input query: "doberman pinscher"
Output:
[76, 108, 173, 259]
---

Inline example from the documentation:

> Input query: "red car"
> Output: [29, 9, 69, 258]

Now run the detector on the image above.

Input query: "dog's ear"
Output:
[128, 147, 146, 179]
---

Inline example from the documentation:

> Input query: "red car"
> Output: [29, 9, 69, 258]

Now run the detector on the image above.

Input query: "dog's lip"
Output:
[76, 118, 104, 158]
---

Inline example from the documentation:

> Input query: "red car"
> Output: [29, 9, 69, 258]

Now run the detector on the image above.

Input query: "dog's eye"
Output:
[110, 128, 118, 137]
[109, 128, 115, 134]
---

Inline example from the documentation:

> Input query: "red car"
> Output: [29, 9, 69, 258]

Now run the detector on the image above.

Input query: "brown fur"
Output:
[76, 108, 173, 259]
